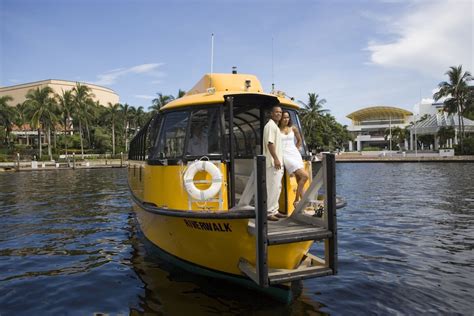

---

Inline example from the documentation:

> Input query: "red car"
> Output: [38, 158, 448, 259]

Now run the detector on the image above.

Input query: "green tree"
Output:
[384, 126, 406, 150]
[15, 102, 30, 146]
[105, 102, 121, 155]
[433, 65, 472, 153]
[24, 87, 58, 159]
[56, 90, 75, 155]
[0, 95, 14, 145]
[72, 83, 95, 158]
[177, 89, 186, 98]
[298, 93, 329, 151]
[437, 126, 455, 148]
[150, 93, 174, 113]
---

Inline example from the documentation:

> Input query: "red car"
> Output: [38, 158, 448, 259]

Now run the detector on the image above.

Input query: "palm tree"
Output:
[134, 106, 146, 130]
[298, 93, 329, 151]
[72, 83, 95, 158]
[106, 102, 121, 156]
[0, 95, 14, 144]
[120, 103, 131, 152]
[434, 65, 472, 153]
[437, 126, 455, 148]
[15, 102, 30, 146]
[56, 90, 75, 155]
[24, 87, 58, 160]
[177, 89, 186, 98]
[150, 93, 174, 113]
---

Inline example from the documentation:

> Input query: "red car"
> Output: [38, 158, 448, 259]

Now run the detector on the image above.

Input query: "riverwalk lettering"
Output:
[183, 219, 232, 232]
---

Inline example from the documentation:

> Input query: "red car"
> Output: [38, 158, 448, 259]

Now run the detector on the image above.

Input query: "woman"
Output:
[279, 111, 309, 207]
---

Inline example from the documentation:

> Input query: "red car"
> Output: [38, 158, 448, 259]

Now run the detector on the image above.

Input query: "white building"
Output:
[346, 106, 413, 151]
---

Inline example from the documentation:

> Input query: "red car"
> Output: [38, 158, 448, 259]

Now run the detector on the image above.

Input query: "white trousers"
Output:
[266, 167, 284, 215]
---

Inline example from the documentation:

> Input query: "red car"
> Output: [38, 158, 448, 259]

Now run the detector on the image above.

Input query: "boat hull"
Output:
[132, 203, 313, 276]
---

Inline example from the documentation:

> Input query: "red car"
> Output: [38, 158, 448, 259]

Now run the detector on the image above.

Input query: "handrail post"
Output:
[227, 96, 236, 208]
[323, 153, 337, 274]
[72, 152, 76, 170]
[255, 155, 268, 287]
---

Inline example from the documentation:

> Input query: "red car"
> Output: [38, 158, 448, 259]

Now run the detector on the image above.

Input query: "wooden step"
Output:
[239, 253, 333, 285]
[248, 218, 332, 245]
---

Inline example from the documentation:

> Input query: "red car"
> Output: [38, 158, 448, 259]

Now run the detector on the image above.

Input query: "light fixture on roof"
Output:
[206, 87, 216, 95]
[245, 79, 251, 90]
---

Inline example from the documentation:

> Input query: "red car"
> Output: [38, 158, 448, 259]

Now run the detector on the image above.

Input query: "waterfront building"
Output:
[409, 100, 474, 150]
[346, 106, 413, 151]
[0, 79, 119, 144]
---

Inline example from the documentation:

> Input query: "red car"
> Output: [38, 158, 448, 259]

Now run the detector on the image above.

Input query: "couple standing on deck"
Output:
[263, 106, 309, 221]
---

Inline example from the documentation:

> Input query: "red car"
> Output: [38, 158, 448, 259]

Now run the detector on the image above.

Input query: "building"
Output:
[409, 96, 474, 150]
[346, 106, 413, 151]
[0, 79, 119, 145]
[0, 79, 119, 106]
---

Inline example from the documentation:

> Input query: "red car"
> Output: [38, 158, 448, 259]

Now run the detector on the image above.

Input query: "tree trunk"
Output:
[458, 102, 464, 153]
[47, 125, 52, 160]
[38, 128, 42, 159]
[53, 129, 57, 152]
[112, 121, 115, 156]
[86, 120, 91, 148]
[124, 120, 128, 152]
[79, 120, 84, 159]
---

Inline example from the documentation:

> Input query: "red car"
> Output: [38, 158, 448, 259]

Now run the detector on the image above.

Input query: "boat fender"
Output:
[184, 161, 222, 201]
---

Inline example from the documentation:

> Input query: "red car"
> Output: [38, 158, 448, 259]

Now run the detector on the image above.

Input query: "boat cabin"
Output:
[129, 73, 311, 213]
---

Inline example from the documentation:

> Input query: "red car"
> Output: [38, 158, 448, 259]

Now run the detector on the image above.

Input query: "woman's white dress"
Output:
[281, 129, 304, 174]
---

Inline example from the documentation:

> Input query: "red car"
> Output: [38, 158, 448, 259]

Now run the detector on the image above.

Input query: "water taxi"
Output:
[128, 72, 341, 300]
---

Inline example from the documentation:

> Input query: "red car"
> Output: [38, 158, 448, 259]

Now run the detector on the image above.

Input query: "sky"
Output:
[1, 0, 473, 125]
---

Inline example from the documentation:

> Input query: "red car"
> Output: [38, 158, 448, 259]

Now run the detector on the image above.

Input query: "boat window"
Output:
[129, 118, 152, 161]
[226, 107, 261, 158]
[186, 108, 222, 157]
[151, 111, 189, 159]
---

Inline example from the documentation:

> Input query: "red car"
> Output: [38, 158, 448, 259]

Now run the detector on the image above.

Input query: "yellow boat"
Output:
[128, 72, 340, 300]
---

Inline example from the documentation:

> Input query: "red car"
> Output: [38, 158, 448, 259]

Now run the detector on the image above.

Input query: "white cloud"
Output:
[367, 0, 473, 77]
[94, 63, 164, 85]
[134, 94, 155, 100]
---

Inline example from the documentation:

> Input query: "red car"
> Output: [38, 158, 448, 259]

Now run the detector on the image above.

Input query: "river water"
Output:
[0, 164, 473, 315]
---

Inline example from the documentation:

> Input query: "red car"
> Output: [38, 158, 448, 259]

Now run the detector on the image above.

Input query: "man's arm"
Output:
[267, 142, 281, 169]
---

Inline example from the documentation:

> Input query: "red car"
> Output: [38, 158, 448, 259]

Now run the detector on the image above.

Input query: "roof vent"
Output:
[232, 66, 237, 74]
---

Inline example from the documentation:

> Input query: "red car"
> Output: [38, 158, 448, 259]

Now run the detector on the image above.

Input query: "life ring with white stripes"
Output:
[183, 161, 222, 201]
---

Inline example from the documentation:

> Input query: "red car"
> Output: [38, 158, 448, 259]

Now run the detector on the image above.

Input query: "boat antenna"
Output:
[210, 33, 214, 88]
[271, 37, 275, 92]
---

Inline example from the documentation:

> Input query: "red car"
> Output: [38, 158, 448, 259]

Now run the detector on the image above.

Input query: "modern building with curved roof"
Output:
[346, 106, 413, 151]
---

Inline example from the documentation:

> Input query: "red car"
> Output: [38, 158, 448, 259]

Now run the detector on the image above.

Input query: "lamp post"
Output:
[414, 114, 418, 157]
[389, 115, 392, 155]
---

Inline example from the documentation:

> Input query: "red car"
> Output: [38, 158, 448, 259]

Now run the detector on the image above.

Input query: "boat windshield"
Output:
[134, 100, 308, 164]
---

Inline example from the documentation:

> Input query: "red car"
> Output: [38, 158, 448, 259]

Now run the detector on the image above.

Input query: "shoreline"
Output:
[333, 154, 474, 163]
[2, 155, 474, 172]
[0, 159, 127, 172]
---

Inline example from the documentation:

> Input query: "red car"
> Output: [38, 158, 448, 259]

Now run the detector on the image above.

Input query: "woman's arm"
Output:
[293, 126, 302, 149]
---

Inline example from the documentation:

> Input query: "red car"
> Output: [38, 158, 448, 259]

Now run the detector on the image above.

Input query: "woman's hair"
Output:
[279, 111, 293, 127]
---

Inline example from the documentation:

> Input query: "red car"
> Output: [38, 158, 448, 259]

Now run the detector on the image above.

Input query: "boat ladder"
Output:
[238, 154, 338, 287]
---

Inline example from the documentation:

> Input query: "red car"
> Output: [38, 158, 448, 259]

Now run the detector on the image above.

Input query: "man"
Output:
[187, 124, 208, 156]
[262, 105, 286, 221]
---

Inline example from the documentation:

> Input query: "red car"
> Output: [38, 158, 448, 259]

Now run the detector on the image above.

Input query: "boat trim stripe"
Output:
[129, 187, 255, 219]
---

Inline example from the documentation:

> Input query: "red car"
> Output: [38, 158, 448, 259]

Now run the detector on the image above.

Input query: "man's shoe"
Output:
[275, 212, 287, 218]
[267, 215, 279, 221]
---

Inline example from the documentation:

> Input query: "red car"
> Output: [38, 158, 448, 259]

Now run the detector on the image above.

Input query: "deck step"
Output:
[239, 253, 333, 285]
[248, 218, 332, 245]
